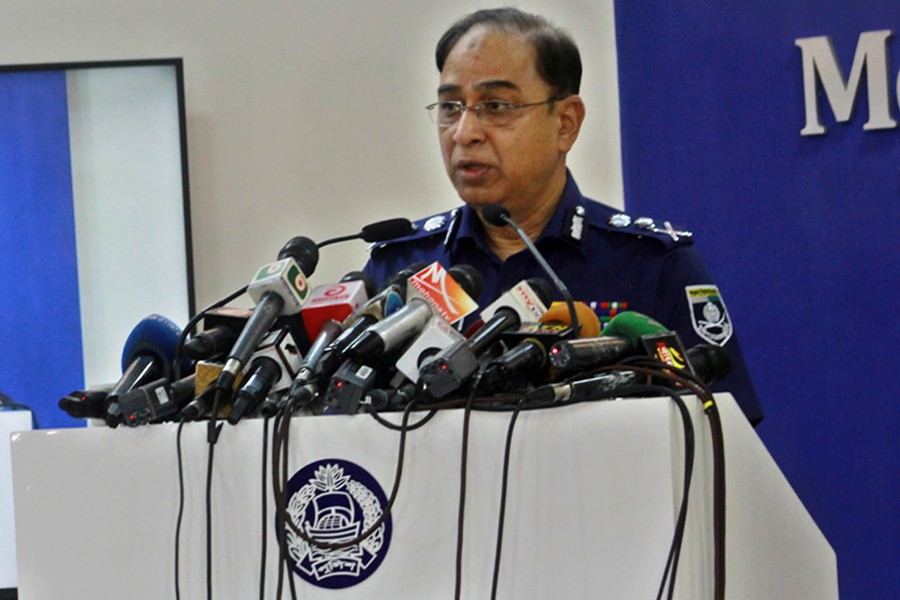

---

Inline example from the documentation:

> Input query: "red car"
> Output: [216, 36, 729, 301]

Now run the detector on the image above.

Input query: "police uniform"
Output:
[364, 171, 764, 424]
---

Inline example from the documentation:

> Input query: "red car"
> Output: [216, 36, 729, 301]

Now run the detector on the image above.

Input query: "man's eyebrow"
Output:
[437, 80, 522, 96]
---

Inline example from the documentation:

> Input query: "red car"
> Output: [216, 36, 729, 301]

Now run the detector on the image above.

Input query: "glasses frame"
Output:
[425, 97, 560, 128]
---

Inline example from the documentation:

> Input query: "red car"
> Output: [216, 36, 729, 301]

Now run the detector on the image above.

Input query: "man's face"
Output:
[437, 26, 575, 216]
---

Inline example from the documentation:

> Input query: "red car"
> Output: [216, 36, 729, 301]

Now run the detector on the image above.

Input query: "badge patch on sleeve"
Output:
[685, 285, 733, 346]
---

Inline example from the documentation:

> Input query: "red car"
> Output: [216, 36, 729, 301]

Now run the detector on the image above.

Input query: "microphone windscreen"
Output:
[447, 264, 484, 299]
[341, 270, 377, 297]
[120, 314, 183, 372]
[278, 236, 319, 275]
[481, 204, 510, 227]
[525, 277, 554, 306]
[540, 301, 602, 338]
[686, 344, 732, 384]
[601, 311, 668, 346]
[360, 218, 415, 242]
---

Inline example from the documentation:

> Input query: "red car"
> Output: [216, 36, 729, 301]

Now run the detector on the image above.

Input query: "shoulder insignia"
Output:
[423, 215, 446, 232]
[634, 217, 693, 242]
[608, 213, 632, 228]
[599, 210, 694, 249]
[369, 209, 454, 253]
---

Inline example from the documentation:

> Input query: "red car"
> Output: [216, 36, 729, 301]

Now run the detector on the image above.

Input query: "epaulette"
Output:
[369, 208, 461, 253]
[598, 211, 695, 250]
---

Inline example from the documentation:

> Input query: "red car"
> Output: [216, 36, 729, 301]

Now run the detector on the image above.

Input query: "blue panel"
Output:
[0, 70, 85, 430]
[615, 2, 898, 597]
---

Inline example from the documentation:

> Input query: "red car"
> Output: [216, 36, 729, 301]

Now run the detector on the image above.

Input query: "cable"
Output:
[174, 419, 186, 600]
[489, 398, 525, 599]
[204, 387, 225, 600]
[258, 417, 269, 600]
[453, 387, 477, 600]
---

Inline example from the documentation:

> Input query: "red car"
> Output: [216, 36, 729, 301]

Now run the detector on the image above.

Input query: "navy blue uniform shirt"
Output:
[364, 172, 763, 425]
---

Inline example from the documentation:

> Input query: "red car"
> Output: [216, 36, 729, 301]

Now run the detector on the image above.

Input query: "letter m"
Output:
[795, 30, 895, 136]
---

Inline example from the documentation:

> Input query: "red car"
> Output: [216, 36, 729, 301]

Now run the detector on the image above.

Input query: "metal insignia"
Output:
[685, 285, 733, 346]
[423, 215, 446, 232]
[633, 218, 692, 241]
[608, 213, 631, 228]
[569, 210, 584, 241]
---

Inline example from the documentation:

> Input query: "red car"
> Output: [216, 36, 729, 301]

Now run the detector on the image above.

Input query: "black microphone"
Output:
[316, 218, 415, 248]
[525, 343, 731, 404]
[523, 370, 642, 404]
[482, 204, 581, 336]
[477, 305, 600, 394]
[419, 278, 553, 397]
[686, 344, 732, 384]
[548, 312, 669, 372]
[258, 319, 344, 417]
[182, 307, 251, 361]
[117, 374, 197, 426]
[58, 389, 109, 420]
[227, 357, 281, 424]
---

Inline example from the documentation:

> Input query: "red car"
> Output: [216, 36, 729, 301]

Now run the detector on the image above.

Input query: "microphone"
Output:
[347, 262, 482, 365]
[482, 204, 582, 336]
[58, 389, 109, 420]
[525, 342, 732, 404]
[104, 314, 185, 427]
[478, 304, 601, 394]
[549, 311, 668, 372]
[418, 278, 553, 398]
[314, 281, 407, 379]
[225, 326, 306, 422]
[316, 218, 415, 248]
[117, 374, 197, 426]
[686, 344, 732, 384]
[182, 307, 251, 361]
[215, 237, 318, 394]
[262, 319, 344, 417]
[300, 271, 373, 341]
[524, 370, 642, 404]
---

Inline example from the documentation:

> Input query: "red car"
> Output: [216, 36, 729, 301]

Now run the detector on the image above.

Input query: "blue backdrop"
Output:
[615, 2, 898, 598]
[0, 71, 85, 430]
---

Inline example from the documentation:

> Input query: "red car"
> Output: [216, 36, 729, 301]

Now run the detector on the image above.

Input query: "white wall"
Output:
[1, 0, 621, 311]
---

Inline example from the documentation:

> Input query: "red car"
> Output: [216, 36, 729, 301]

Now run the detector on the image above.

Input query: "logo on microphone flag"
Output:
[407, 261, 478, 324]
[281, 459, 392, 589]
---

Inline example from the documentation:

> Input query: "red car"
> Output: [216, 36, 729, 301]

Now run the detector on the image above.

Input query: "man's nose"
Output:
[452, 107, 487, 145]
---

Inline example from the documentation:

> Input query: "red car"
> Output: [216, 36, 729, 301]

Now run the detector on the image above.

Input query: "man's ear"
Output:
[557, 95, 586, 152]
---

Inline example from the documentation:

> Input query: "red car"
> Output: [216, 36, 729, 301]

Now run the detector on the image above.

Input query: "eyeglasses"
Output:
[425, 97, 559, 128]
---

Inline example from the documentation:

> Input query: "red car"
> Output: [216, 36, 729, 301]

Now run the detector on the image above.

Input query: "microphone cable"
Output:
[453, 380, 480, 600]
[489, 396, 526, 600]
[174, 419, 187, 600]
[258, 416, 270, 600]
[617, 356, 726, 600]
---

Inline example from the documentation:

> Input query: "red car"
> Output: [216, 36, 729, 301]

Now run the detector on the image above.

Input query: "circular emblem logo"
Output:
[324, 284, 346, 297]
[294, 273, 308, 293]
[280, 459, 392, 589]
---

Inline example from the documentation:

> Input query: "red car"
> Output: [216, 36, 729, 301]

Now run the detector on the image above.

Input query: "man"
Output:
[364, 8, 763, 424]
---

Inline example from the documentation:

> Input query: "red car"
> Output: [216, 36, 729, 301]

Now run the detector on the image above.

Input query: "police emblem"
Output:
[685, 285, 733, 346]
[282, 459, 392, 589]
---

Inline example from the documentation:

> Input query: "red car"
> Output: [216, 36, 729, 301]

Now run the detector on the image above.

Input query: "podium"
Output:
[10, 393, 837, 598]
